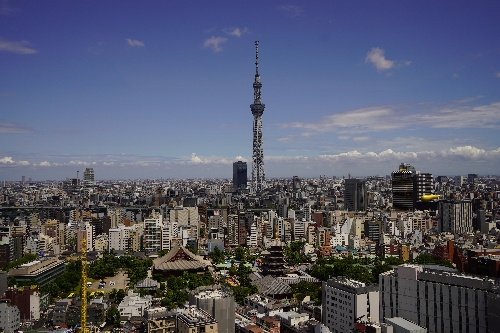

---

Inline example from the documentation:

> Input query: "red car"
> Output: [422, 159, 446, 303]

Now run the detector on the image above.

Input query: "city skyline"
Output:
[1, 1, 500, 180]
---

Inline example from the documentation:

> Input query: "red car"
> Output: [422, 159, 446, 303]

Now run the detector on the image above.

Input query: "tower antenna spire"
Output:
[250, 40, 266, 194]
[255, 40, 259, 76]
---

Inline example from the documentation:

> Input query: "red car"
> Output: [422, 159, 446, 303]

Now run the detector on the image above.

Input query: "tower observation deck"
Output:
[250, 41, 266, 194]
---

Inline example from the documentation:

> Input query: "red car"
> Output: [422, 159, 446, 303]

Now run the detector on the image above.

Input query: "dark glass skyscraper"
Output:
[233, 161, 247, 192]
[391, 163, 416, 211]
[344, 178, 366, 212]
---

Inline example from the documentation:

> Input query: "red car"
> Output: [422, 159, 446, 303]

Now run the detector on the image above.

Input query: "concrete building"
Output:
[385, 317, 427, 333]
[177, 306, 218, 333]
[322, 277, 379, 333]
[380, 264, 500, 333]
[189, 286, 235, 333]
[118, 294, 153, 321]
[145, 307, 177, 333]
[144, 211, 163, 253]
[438, 200, 473, 234]
[0, 301, 20, 333]
[4, 286, 49, 321]
[83, 167, 95, 187]
[7, 257, 65, 286]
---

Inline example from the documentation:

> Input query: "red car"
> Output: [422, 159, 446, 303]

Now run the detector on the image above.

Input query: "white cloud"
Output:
[103, 162, 114, 166]
[204, 36, 227, 52]
[235, 156, 248, 162]
[454, 95, 483, 104]
[0, 156, 14, 163]
[191, 153, 202, 164]
[365, 47, 409, 72]
[496, 72, 500, 78]
[279, 101, 500, 136]
[0, 37, 37, 54]
[365, 47, 394, 71]
[353, 136, 370, 141]
[126, 39, 145, 47]
[452, 73, 459, 79]
[38, 161, 51, 167]
[226, 27, 250, 37]
[278, 5, 303, 18]
[17, 160, 30, 166]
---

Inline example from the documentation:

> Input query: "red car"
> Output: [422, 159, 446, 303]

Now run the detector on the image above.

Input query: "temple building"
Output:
[261, 239, 288, 277]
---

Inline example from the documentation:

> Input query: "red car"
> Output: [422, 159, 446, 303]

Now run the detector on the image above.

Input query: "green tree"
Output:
[371, 263, 393, 282]
[3, 253, 38, 271]
[291, 280, 321, 303]
[232, 285, 258, 305]
[185, 244, 198, 255]
[115, 289, 126, 304]
[234, 247, 246, 261]
[209, 246, 225, 265]
[384, 256, 404, 265]
[106, 306, 121, 327]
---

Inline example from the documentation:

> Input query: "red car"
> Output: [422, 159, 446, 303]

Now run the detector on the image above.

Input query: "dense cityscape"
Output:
[2, 2, 500, 333]
[0, 165, 499, 333]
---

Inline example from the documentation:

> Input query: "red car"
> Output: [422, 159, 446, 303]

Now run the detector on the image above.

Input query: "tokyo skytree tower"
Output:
[250, 41, 266, 194]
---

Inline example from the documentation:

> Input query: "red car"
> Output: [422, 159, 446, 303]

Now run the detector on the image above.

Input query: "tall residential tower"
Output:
[250, 41, 266, 194]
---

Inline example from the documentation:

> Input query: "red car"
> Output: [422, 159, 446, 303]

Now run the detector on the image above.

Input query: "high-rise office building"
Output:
[392, 163, 416, 211]
[413, 173, 435, 210]
[468, 173, 478, 185]
[344, 178, 367, 212]
[83, 168, 94, 187]
[438, 200, 473, 234]
[232, 161, 247, 192]
[292, 176, 301, 192]
[250, 41, 266, 194]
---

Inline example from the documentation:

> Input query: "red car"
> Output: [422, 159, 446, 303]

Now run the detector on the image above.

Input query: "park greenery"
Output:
[291, 280, 322, 303]
[284, 241, 308, 266]
[308, 253, 454, 284]
[39, 259, 82, 298]
[159, 271, 214, 309]
[88, 250, 153, 287]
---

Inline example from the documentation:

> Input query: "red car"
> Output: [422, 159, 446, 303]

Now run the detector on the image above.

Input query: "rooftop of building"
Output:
[177, 306, 217, 326]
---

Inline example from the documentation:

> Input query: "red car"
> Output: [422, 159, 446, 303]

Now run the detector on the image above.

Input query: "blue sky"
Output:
[1, 0, 499, 180]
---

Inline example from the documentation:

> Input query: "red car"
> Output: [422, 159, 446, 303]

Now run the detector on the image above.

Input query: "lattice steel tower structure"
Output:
[250, 41, 266, 194]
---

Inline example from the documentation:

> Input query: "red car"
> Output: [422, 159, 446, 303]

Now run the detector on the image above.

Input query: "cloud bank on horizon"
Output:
[1, 1, 499, 180]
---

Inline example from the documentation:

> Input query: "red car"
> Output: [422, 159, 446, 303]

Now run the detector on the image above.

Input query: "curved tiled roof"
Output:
[153, 245, 211, 271]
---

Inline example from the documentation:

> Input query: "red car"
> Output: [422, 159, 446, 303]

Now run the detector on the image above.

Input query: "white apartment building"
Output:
[109, 227, 128, 251]
[246, 221, 258, 247]
[0, 302, 20, 333]
[322, 277, 379, 333]
[161, 221, 178, 251]
[330, 233, 349, 248]
[292, 220, 310, 241]
[380, 264, 500, 333]
[118, 294, 152, 320]
[144, 211, 163, 253]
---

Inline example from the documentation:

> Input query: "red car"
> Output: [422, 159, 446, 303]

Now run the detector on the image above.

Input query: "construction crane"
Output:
[80, 238, 88, 333]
